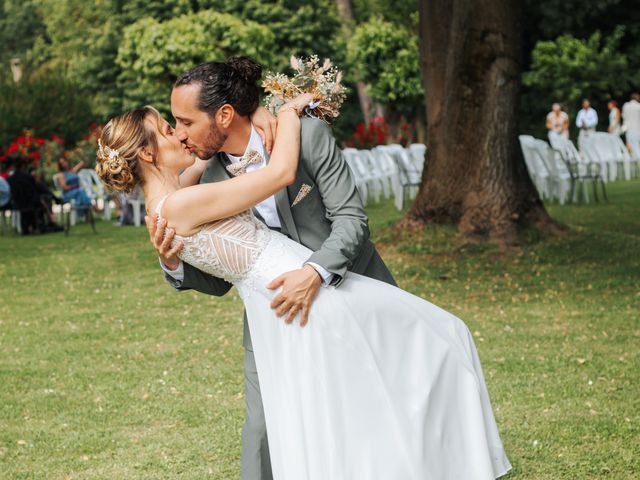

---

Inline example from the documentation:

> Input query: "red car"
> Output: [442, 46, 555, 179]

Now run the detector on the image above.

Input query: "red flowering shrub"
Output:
[345, 117, 389, 149]
[0, 131, 47, 166]
[344, 117, 415, 148]
[1, 122, 102, 181]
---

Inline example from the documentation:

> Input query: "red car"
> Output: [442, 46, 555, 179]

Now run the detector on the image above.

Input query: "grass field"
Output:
[1, 180, 639, 479]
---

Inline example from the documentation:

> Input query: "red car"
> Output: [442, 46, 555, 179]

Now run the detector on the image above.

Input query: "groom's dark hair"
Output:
[174, 57, 262, 118]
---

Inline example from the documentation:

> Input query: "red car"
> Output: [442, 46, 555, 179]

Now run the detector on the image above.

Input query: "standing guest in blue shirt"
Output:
[576, 98, 598, 146]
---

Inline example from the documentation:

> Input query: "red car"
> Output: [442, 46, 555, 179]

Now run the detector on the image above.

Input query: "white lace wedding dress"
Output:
[157, 197, 512, 480]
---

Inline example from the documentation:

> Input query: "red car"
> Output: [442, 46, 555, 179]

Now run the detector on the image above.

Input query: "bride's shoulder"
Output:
[159, 190, 201, 236]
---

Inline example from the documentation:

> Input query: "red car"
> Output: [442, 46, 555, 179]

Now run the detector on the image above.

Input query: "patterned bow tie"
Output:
[226, 149, 263, 176]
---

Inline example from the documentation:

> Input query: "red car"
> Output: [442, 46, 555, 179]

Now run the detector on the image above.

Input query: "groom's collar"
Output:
[225, 125, 264, 163]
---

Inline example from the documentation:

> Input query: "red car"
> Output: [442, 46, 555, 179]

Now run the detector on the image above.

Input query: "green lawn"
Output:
[1, 180, 639, 479]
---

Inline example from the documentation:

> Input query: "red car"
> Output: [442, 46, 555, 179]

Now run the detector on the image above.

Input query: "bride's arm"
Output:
[178, 157, 207, 187]
[163, 109, 302, 235]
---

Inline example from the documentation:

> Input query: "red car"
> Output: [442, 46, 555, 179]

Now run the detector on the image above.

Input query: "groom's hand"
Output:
[145, 214, 183, 271]
[267, 265, 322, 327]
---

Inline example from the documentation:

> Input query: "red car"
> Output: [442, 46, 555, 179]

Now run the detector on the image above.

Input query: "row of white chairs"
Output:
[575, 132, 640, 182]
[519, 135, 608, 204]
[342, 144, 426, 210]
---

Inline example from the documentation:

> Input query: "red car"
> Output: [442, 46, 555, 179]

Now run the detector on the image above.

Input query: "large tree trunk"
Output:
[335, 0, 375, 124]
[405, 0, 554, 244]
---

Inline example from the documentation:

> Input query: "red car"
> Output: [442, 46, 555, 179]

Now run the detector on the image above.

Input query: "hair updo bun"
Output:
[227, 56, 262, 85]
[95, 141, 136, 193]
[95, 106, 161, 193]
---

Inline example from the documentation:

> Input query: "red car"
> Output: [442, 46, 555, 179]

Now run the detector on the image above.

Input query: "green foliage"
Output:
[27, 0, 123, 120]
[520, 1, 640, 136]
[116, 10, 276, 114]
[0, 73, 93, 150]
[521, 27, 631, 137]
[524, 27, 630, 106]
[347, 16, 423, 113]
[351, 0, 418, 31]
[0, 0, 47, 64]
[196, 0, 345, 70]
[120, 0, 193, 24]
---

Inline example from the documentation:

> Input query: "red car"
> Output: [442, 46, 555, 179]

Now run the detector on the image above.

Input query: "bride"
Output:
[96, 95, 511, 479]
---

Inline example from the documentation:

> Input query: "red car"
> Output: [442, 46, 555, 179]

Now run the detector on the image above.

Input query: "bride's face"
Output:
[146, 117, 194, 172]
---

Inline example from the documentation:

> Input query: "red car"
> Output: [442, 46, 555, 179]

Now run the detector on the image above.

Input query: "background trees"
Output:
[2, 0, 638, 148]
[1, 0, 639, 242]
[116, 12, 276, 114]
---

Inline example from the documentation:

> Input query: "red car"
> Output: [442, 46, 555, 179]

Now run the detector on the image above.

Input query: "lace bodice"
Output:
[156, 197, 272, 284]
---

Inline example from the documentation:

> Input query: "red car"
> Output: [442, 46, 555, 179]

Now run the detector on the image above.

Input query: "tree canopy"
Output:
[116, 11, 276, 114]
[0, 0, 639, 147]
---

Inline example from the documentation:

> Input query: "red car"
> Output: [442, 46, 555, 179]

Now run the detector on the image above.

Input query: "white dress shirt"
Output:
[226, 126, 281, 229]
[576, 107, 598, 129]
[622, 99, 640, 134]
[161, 125, 334, 285]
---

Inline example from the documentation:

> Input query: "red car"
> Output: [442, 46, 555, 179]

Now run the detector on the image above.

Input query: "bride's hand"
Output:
[280, 93, 316, 116]
[250, 106, 278, 154]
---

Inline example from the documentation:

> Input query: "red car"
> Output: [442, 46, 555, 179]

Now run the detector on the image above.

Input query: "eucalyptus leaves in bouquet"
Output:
[263, 56, 347, 123]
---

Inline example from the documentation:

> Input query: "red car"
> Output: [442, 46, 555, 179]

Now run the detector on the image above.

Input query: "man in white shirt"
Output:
[576, 98, 598, 146]
[622, 93, 640, 158]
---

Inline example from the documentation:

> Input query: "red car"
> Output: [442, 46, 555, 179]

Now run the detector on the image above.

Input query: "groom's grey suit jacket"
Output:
[165, 117, 396, 349]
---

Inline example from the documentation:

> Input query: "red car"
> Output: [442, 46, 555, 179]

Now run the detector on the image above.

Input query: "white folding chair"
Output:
[532, 139, 571, 204]
[519, 135, 551, 200]
[342, 148, 370, 205]
[552, 137, 607, 203]
[78, 169, 112, 220]
[580, 134, 617, 182]
[605, 133, 637, 180]
[356, 149, 385, 203]
[408, 143, 426, 175]
[378, 144, 422, 210]
[370, 147, 402, 207]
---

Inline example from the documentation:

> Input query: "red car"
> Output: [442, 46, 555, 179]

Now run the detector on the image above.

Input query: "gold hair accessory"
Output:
[98, 139, 121, 170]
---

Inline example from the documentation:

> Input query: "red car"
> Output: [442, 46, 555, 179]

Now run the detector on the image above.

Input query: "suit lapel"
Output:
[275, 188, 299, 241]
[202, 153, 232, 183]
[263, 150, 299, 241]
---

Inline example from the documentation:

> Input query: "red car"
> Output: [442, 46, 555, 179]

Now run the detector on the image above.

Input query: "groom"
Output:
[146, 57, 396, 480]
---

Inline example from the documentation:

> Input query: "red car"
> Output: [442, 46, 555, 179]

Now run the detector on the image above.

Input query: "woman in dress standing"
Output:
[608, 100, 622, 136]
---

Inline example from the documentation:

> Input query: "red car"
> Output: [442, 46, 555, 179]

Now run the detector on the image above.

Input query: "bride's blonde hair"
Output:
[96, 106, 162, 193]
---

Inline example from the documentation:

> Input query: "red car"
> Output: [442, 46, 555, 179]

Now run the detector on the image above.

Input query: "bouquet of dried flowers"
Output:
[262, 55, 347, 123]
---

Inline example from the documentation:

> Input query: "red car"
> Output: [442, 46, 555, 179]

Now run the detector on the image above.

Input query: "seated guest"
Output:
[0, 162, 11, 208]
[6, 157, 43, 234]
[56, 158, 92, 209]
[29, 167, 63, 231]
[0, 176, 10, 209]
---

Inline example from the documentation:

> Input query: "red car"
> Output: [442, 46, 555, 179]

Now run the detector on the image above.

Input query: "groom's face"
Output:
[171, 83, 227, 159]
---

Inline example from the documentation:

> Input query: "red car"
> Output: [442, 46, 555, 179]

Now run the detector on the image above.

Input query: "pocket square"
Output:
[291, 183, 314, 206]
